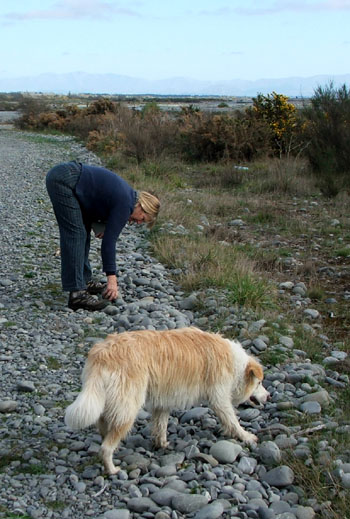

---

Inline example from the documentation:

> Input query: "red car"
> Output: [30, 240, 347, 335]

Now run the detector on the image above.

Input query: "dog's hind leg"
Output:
[97, 415, 108, 439]
[210, 398, 258, 444]
[100, 420, 134, 475]
[151, 408, 170, 448]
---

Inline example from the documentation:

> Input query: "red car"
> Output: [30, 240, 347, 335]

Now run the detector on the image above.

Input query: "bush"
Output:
[252, 92, 302, 157]
[178, 109, 272, 162]
[15, 96, 51, 129]
[302, 82, 350, 195]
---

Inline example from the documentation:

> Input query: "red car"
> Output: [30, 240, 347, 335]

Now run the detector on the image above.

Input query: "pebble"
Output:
[261, 466, 295, 487]
[0, 128, 345, 519]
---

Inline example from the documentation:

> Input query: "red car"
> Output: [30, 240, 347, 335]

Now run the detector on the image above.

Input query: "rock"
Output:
[100, 510, 130, 519]
[171, 494, 209, 513]
[299, 401, 322, 414]
[261, 466, 295, 487]
[178, 294, 198, 310]
[303, 309, 320, 319]
[279, 336, 294, 348]
[180, 407, 210, 423]
[293, 505, 316, 519]
[193, 501, 225, 519]
[302, 390, 331, 406]
[0, 400, 18, 412]
[127, 497, 155, 512]
[257, 442, 282, 465]
[152, 488, 182, 507]
[209, 440, 243, 463]
[16, 381, 35, 392]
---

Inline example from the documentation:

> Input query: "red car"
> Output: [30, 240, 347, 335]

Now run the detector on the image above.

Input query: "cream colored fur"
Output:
[65, 327, 269, 475]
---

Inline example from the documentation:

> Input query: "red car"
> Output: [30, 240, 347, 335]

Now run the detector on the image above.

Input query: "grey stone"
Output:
[257, 509, 277, 519]
[279, 336, 294, 348]
[171, 494, 209, 513]
[178, 294, 198, 310]
[237, 456, 257, 474]
[261, 466, 295, 487]
[0, 400, 18, 412]
[252, 338, 268, 351]
[293, 505, 316, 519]
[270, 501, 291, 514]
[303, 309, 320, 319]
[303, 391, 331, 406]
[340, 473, 350, 489]
[209, 440, 243, 463]
[16, 380, 35, 392]
[159, 452, 185, 466]
[257, 441, 282, 465]
[101, 510, 130, 519]
[193, 501, 225, 519]
[180, 407, 210, 423]
[299, 401, 322, 414]
[151, 488, 182, 506]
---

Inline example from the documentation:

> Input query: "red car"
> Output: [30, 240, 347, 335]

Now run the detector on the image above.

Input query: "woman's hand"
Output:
[103, 274, 118, 301]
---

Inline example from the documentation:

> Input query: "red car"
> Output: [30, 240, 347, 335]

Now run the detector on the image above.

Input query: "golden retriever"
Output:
[65, 327, 269, 475]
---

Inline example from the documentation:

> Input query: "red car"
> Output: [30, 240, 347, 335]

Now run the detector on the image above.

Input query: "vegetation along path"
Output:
[0, 127, 349, 519]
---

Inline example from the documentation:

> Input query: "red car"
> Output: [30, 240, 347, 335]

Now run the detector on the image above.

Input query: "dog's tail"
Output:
[65, 361, 106, 430]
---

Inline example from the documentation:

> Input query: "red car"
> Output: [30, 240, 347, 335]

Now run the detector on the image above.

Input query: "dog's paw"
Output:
[107, 465, 120, 476]
[154, 439, 169, 449]
[241, 432, 258, 445]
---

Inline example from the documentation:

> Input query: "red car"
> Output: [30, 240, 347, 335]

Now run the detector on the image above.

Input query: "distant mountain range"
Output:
[0, 72, 349, 97]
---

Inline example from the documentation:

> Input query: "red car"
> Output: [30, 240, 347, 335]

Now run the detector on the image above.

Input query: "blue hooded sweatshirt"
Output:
[75, 164, 137, 274]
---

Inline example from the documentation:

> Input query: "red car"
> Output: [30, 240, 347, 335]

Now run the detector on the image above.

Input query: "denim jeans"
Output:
[46, 161, 92, 292]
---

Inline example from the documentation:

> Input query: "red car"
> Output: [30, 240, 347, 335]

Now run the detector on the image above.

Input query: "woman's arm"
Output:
[103, 274, 118, 301]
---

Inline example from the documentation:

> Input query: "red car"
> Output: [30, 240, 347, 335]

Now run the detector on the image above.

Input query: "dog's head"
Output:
[244, 358, 270, 406]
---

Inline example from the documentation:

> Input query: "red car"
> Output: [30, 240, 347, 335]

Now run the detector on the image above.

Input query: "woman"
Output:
[46, 161, 160, 311]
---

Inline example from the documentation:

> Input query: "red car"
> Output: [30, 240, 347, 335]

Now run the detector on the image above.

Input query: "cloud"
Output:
[199, 0, 350, 16]
[225, 51, 244, 56]
[3, 0, 141, 22]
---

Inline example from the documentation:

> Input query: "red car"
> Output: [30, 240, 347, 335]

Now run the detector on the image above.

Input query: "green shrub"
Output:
[178, 109, 272, 162]
[302, 82, 350, 195]
[251, 91, 302, 158]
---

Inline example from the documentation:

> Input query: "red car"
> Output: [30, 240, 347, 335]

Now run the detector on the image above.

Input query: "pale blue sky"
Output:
[0, 0, 349, 81]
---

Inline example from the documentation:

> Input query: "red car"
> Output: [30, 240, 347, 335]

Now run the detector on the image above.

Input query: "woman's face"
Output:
[129, 203, 152, 225]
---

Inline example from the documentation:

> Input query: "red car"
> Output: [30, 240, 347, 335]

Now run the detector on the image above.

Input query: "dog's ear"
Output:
[245, 359, 263, 381]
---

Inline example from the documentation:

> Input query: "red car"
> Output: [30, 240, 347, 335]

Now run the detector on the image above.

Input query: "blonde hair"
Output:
[139, 191, 160, 228]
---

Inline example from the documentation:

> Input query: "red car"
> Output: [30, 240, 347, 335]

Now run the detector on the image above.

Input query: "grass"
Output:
[19, 133, 72, 145]
[152, 234, 275, 310]
[0, 451, 22, 471]
[2, 321, 17, 328]
[283, 450, 344, 519]
[335, 247, 350, 258]
[46, 356, 62, 370]
[259, 346, 293, 366]
[46, 501, 65, 511]
[0, 508, 31, 519]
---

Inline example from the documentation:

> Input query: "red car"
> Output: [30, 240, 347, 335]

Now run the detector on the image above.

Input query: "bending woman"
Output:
[46, 161, 160, 311]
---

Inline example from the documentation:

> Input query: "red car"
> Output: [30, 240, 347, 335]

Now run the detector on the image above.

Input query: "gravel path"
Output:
[0, 128, 348, 519]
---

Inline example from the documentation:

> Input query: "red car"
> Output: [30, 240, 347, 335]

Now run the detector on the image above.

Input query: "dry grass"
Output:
[283, 450, 346, 519]
[247, 157, 317, 196]
[152, 233, 275, 309]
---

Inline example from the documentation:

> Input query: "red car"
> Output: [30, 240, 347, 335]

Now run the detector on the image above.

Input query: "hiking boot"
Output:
[68, 290, 108, 311]
[86, 280, 107, 295]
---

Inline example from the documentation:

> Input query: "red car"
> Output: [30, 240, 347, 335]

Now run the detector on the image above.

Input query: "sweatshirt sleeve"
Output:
[100, 206, 130, 273]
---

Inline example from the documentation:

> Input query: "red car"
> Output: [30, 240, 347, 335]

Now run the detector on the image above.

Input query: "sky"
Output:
[0, 0, 349, 82]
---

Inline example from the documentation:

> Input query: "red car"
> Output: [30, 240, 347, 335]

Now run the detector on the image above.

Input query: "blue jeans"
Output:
[46, 161, 92, 292]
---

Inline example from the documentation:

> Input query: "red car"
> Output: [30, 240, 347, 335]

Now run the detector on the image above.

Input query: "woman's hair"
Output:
[138, 191, 160, 228]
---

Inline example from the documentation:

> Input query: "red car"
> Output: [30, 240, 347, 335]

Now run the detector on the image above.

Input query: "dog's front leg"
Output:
[151, 408, 170, 448]
[212, 402, 258, 444]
